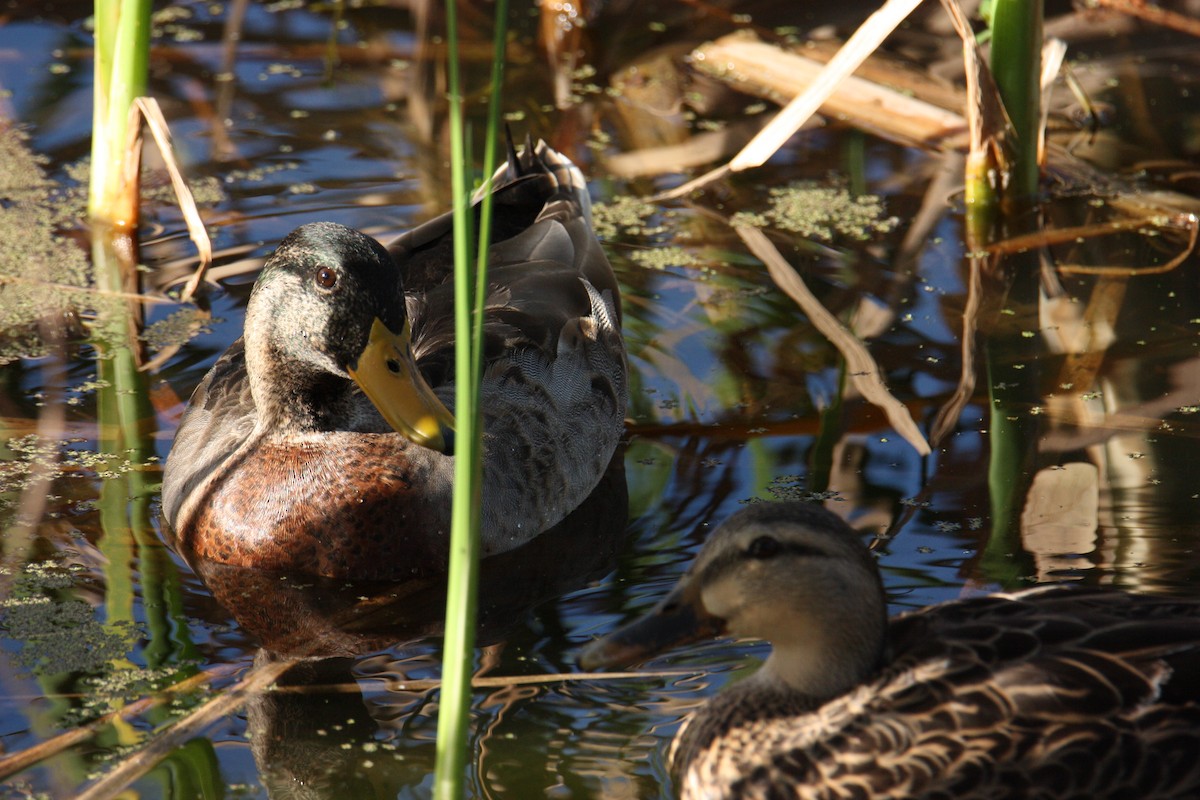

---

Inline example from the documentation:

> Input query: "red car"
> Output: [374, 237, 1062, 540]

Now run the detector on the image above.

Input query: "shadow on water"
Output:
[1, 1, 1200, 797]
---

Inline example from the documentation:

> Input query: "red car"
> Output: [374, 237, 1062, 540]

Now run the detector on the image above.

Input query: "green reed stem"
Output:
[472, 0, 508, 384]
[435, 1, 478, 792]
[89, 0, 151, 226]
[989, 0, 1042, 204]
[434, 1, 507, 797]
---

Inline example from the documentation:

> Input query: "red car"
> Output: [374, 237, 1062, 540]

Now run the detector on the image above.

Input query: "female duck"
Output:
[162, 142, 626, 579]
[581, 502, 1200, 799]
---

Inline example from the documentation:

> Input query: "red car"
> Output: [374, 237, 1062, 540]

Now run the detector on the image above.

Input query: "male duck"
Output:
[162, 141, 626, 580]
[581, 502, 1200, 800]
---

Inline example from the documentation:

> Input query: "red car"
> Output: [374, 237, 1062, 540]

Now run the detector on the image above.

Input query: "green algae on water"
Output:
[0, 434, 156, 511]
[0, 128, 226, 364]
[0, 559, 139, 677]
[140, 307, 216, 353]
[732, 181, 898, 242]
[629, 246, 699, 270]
[0, 128, 95, 363]
[592, 195, 663, 239]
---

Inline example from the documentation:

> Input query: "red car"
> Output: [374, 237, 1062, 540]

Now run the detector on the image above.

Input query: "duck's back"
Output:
[676, 586, 1200, 800]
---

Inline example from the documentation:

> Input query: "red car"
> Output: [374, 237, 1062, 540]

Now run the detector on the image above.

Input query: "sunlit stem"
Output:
[433, 0, 507, 796]
[964, 149, 997, 245]
[473, 0, 509, 383]
[990, 0, 1043, 206]
[89, 0, 152, 227]
[433, 1, 478, 794]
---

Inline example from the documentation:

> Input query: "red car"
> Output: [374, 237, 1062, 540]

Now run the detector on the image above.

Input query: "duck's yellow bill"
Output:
[349, 318, 456, 454]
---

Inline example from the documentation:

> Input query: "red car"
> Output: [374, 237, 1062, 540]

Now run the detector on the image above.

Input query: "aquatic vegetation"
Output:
[630, 246, 700, 270]
[0, 129, 94, 363]
[732, 182, 898, 241]
[592, 196, 666, 239]
[0, 560, 138, 677]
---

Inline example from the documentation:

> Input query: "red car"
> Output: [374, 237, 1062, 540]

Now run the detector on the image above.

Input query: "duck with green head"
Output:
[161, 141, 626, 580]
[582, 501, 1200, 799]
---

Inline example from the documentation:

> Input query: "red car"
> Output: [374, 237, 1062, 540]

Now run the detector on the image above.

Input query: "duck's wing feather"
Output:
[161, 340, 258, 531]
[679, 587, 1200, 800]
[395, 140, 622, 392]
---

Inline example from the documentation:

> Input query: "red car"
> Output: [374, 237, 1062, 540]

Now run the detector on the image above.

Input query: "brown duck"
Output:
[581, 502, 1200, 799]
[161, 141, 626, 579]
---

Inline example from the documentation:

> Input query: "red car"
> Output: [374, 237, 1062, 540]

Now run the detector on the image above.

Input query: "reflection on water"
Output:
[1, 2, 1200, 798]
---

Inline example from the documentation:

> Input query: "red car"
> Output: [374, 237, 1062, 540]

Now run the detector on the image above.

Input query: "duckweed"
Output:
[1, 435, 154, 510]
[732, 182, 898, 242]
[0, 558, 139, 677]
[592, 196, 663, 239]
[630, 246, 699, 270]
[0, 130, 94, 363]
[141, 307, 216, 352]
[0, 130, 224, 364]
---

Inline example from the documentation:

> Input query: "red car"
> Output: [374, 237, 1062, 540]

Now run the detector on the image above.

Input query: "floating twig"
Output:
[734, 225, 931, 456]
[653, 0, 926, 201]
[126, 97, 213, 302]
[0, 664, 238, 781]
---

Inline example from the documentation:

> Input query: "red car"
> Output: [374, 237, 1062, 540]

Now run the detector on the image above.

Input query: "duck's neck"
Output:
[244, 325, 357, 433]
[759, 615, 886, 704]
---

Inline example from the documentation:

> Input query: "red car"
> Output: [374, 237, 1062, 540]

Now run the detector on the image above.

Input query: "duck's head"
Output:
[244, 221, 455, 452]
[580, 502, 888, 701]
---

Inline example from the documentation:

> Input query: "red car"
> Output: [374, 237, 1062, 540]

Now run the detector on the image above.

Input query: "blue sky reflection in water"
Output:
[1, 2, 1200, 798]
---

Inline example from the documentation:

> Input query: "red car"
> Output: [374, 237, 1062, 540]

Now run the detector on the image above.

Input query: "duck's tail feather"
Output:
[475, 136, 592, 224]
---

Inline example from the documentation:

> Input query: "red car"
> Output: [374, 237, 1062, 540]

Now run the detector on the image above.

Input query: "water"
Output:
[2, 2, 1200, 798]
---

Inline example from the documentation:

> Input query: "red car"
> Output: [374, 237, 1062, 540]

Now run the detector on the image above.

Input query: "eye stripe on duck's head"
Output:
[689, 503, 866, 588]
[577, 502, 888, 693]
[683, 503, 887, 668]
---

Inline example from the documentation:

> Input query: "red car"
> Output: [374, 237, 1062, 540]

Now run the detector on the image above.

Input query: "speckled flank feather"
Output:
[161, 141, 626, 580]
[585, 503, 1200, 800]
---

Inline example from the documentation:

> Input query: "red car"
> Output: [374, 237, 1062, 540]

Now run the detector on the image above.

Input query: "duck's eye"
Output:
[745, 535, 781, 559]
[315, 267, 338, 290]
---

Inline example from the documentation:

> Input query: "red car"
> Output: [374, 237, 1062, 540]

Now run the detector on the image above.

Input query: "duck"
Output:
[579, 501, 1200, 800]
[161, 140, 626, 580]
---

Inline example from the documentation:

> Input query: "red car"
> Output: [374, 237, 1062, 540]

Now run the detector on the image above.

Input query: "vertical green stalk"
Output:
[472, 0, 508, 381]
[982, 2, 1043, 584]
[89, 0, 152, 226]
[989, 0, 1043, 203]
[980, 255, 1041, 587]
[433, 1, 507, 797]
[435, 0, 479, 789]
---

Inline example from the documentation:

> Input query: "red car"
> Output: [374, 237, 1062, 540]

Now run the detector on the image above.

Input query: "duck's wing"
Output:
[386, 171, 552, 295]
[161, 339, 259, 532]
[681, 588, 1200, 800]
[392, 140, 621, 389]
[389, 140, 616, 301]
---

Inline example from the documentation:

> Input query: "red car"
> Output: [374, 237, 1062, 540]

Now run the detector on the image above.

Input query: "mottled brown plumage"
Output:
[580, 502, 1200, 800]
[162, 142, 626, 580]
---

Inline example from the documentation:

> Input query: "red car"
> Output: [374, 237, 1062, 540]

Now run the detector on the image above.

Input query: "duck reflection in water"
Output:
[188, 456, 627, 798]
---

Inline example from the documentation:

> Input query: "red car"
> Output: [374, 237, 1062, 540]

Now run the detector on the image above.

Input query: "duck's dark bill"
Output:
[578, 580, 725, 671]
[349, 318, 457, 454]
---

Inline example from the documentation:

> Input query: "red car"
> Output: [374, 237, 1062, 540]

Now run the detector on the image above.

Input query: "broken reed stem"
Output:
[89, 0, 151, 226]
[734, 225, 931, 457]
[653, 0, 924, 201]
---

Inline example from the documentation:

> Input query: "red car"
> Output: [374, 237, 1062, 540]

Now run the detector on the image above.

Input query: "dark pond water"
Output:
[3, 1, 1200, 798]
